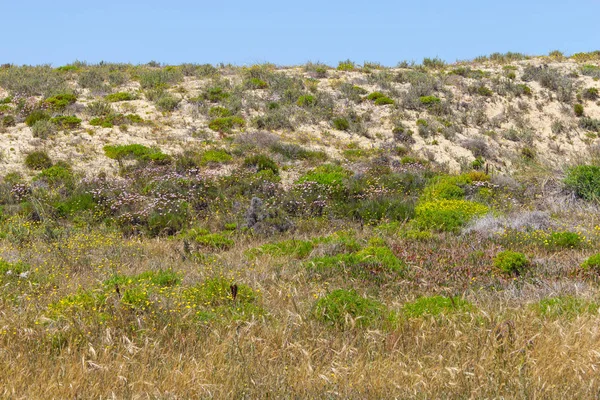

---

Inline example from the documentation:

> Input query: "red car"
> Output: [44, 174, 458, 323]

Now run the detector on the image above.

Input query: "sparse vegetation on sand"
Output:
[1, 51, 600, 398]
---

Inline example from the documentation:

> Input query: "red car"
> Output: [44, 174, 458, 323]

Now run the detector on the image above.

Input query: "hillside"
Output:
[1, 51, 600, 398]
[1, 51, 599, 179]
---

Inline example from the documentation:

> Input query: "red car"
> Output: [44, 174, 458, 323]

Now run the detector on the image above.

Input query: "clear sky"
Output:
[2, 0, 599, 66]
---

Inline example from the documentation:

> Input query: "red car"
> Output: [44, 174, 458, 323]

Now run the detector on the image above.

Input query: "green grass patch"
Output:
[313, 289, 395, 329]
[414, 199, 489, 232]
[402, 296, 473, 318]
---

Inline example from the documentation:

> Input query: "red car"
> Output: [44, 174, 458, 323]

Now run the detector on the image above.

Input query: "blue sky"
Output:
[2, 0, 599, 66]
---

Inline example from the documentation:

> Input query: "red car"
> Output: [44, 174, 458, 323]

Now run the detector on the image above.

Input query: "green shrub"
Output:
[105, 92, 136, 102]
[574, 103, 584, 117]
[208, 116, 245, 133]
[313, 289, 393, 329]
[422, 57, 446, 69]
[421, 175, 473, 201]
[50, 115, 81, 129]
[89, 113, 145, 128]
[332, 117, 350, 131]
[583, 87, 599, 100]
[24, 151, 52, 170]
[579, 117, 600, 132]
[244, 154, 279, 175]
[581, 254, 600, 273]
[34, 164, 73, 188]
[1, 115, 15, 127]
[155, 94, 180, 111]
[86, 101, 113, 117]
[493, 250, 529, 275]
[196, 87, 230, 103]
[415, 199, 488, 232]
[103, 144, 170, 164]
[25, 110, 50, 127]
[345, 197, 415, 224]
[532, 296, 599, 319]
[139, 68, 183, 89]
[307, 242, 406, 281]
[337, 60, 356, 71]
[475, 86, 493, 96]
[402, 296, 473, 318]
[366, 92, 385, 101]
[270, 142, 327, 161]
[31, 120, 56, 138]
[208, 106, 232, 118]
[564, 165, 600, 202]
[545, 231, 582, 250]
[245, 78, 268, 89]
[516, 84, 532, 96]
[200, 149, 233, 165]
[297, 94, 316, 107]
[374, 96, 394, 105]
[521, 147, 536, 160]
[44, 93, 77, 111]
[419, 95, 441, 106]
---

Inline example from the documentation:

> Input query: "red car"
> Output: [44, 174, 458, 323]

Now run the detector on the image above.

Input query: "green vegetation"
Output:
[313, 289, 394, 329]
[103, 144, 170, 164]
[208, 116, 245, 132]
[414, 199, 488, 232]
[494, 251, 529, 275]
[24, 151, 52, 170]
[105, 92, 137, 102]
[402, 296, 473, 318]
[581, 254, 600, 273]
[564, 165, 600, 202]
[243, 154, 279, 175]
[532, 296, 599, 319]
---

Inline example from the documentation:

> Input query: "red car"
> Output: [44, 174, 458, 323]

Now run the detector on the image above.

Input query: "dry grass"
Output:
[0, 219, 599, 398]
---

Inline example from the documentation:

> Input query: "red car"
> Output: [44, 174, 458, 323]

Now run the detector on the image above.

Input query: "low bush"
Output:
[296, 94, 316, 107]
[419, 95, 441, 106]
[564, 165, 600, 202]
[105, 92, 137, 102]
[545, 231, 582, 250]
[337, 60, 356, 71]
[579, 117, 600, 132]
[415, 199, 489, 232]
[50, 115, 82, 129]
[208, 116, 245, 133]
[574, 103, 584, 117]
[44, 93, 77, 111]
[583, 88, 599, 100]
[200, 149, 233, 166]
[493, 250, 529, 275]
[244, 78, 268, 89]
[332, 117, 350, 131]
[244, 154, 279, 175]
[103, 144, 170, 165]
[25, 110, 50, 127]
[31, 120, 56, 138]
[1, 115, 15, 127]
[24, 151, 53, 170]
[208, 106, 232, 118]
[139, 68, 183, 89]
[581, 253, 600, 273]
